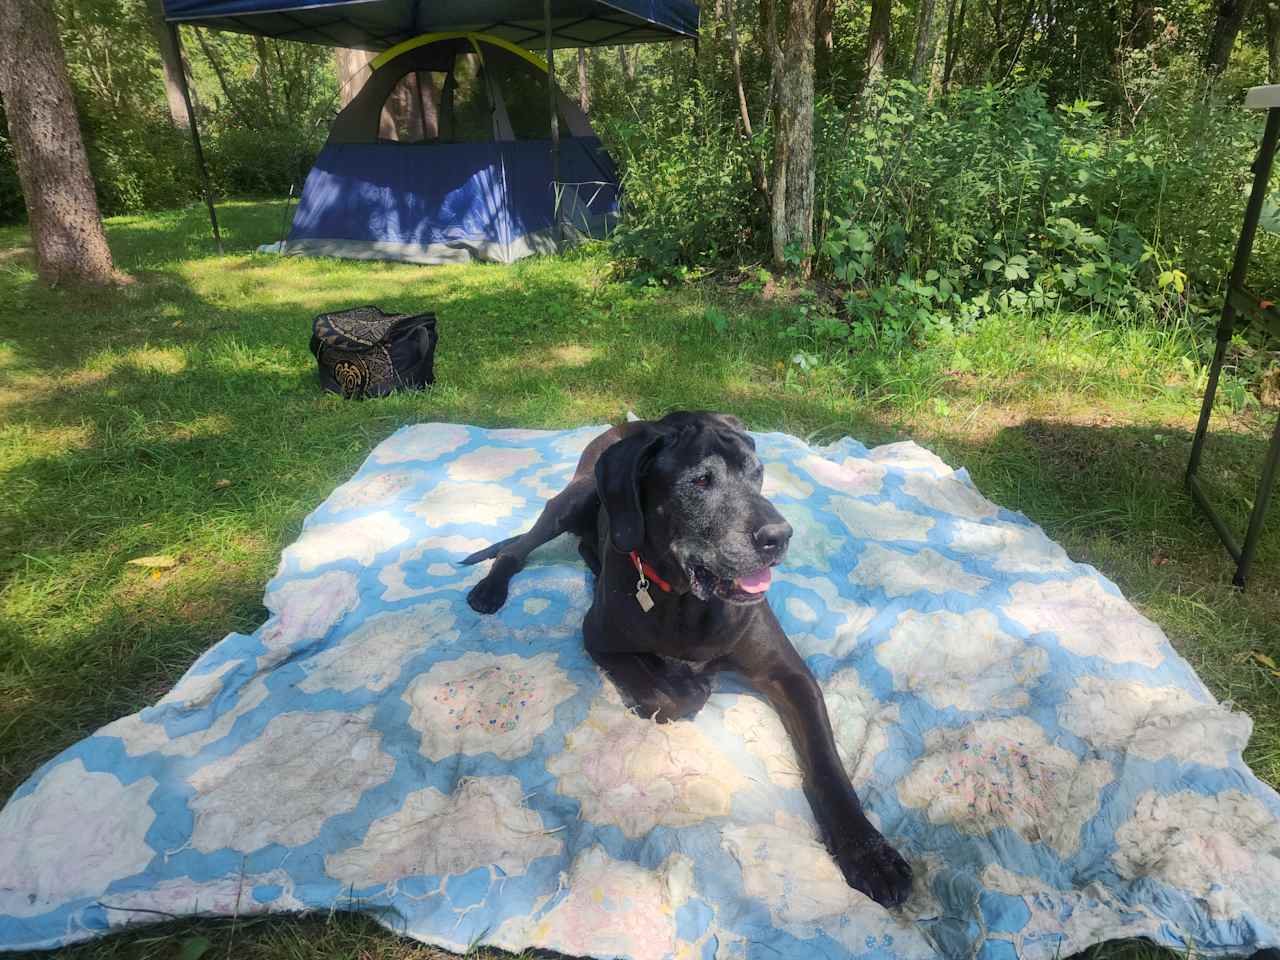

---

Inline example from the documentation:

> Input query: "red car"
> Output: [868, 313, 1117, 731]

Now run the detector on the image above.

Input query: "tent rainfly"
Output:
[161, 0, 700, 262]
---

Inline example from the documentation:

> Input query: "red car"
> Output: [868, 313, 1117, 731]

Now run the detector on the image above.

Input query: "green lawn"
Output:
[2, 201, 1279, 960]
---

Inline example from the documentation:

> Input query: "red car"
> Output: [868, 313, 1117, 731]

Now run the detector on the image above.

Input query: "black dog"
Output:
[462, 411, 912, 908]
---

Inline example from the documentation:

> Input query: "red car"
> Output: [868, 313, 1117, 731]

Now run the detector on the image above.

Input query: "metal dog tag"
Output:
[635, 584, 655, 612]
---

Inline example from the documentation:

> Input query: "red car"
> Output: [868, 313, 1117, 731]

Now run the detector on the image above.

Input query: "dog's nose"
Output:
[753, 520, 793, 557]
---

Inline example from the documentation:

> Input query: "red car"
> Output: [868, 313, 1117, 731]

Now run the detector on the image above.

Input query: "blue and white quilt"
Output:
[3, 422, 1280, 959]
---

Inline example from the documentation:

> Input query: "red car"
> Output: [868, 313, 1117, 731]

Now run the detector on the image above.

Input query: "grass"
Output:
[2, 200, 1280, 960]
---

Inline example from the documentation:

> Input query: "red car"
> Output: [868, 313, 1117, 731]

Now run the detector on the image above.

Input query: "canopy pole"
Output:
[544, 0, 561, 248]
[168, 22, 223, 255]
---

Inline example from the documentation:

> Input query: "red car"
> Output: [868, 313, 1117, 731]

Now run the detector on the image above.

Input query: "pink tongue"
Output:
[735, 567, 773, 594]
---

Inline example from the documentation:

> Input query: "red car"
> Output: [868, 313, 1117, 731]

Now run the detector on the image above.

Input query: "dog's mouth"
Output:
[690, 564, 775, 604]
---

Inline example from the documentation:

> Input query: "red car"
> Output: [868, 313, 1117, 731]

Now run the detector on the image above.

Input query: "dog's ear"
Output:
[595, 426, 670, 553]
[709, 414, 755, 451]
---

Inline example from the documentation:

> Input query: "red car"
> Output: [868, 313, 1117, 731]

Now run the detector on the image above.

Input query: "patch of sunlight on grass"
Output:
[0, 422, 96, 466]
[122, 345, 188, 375]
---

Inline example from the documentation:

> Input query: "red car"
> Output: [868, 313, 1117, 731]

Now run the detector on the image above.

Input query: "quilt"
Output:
[2, 422, 1279, 960]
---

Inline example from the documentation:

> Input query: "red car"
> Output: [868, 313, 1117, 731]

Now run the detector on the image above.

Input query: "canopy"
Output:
[161, 0, 699, 51]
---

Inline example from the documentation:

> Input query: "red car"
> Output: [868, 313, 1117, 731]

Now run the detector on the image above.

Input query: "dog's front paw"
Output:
[466, 574, 509, 614]
[832, 828, 912, 908]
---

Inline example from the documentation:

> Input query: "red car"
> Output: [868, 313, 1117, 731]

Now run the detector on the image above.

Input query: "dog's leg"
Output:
[463, 476, 598, 614]
[730, 622, 913, 908]
[589, 650, 713, 723]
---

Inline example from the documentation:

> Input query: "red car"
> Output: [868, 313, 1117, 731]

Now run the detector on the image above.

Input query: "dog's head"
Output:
[595, 412, 792, 604]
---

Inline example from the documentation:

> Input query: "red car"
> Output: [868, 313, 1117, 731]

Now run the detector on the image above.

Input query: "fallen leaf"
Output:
[1249, 651, 1278, 670]
[127, 555, 178, 569]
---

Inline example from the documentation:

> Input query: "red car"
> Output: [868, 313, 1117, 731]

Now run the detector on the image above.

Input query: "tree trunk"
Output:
[866, 0, 893, 86]
[1128, 0, 1156, 47]
[771, 0, 816, 274]
[1000, 0, 1034, 77]
[577, 47, 590, 114]
[145, 0, 190, 128]
[195, 29, 251, 126]
[816, 0, 834, 84]
[334, 47, 376, 108]
[727, 0, 768, 194]
[618, 45, 636, 82]
[1205, 0, 1253, 74]
[943, 0, 968, 89]
[911, 0, 941, 83]
[1267, 0, 1280, 81]
[0, 0, 117, 284]
[254, 35, 276, 122]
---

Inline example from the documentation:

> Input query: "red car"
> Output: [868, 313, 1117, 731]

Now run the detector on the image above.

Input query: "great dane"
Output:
[461, 411, 913, 907]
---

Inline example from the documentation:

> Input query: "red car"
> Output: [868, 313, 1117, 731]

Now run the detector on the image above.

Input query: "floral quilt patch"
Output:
[2, 423, 1279, 959]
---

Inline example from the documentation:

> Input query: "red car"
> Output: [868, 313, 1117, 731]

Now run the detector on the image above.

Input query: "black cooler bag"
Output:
[310, 306, 437, 399]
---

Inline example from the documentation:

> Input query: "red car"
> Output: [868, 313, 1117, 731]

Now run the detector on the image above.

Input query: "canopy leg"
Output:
[544, 0, 561, 249]
[169, 22, 223, 255]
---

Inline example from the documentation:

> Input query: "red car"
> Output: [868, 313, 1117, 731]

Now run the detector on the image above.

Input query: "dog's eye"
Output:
[691, 474, 712, 488]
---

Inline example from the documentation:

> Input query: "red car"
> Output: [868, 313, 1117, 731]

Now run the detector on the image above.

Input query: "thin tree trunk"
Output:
[1128, 0, 1156, 47]
[1205, 0, 1253, 74]
[999, 0, 1034, 77]
[911, 0, 941, 84]
[771, 0, 816, 274]
[943, 0, 968, 89]
[816, 0, 834, 84]
[145, 0, 190, 128]
[0, 0, 117, 284]
[1267, 0, 1280, 81]
[866, 0, 893, 86]
[195, 29, 250, 125]
[618, 45, 636, 82]
[577, 47, 590, 114]
[727, 0, 768, 194]
[254, 35, 275, 122]
[939, 0, 960, 92]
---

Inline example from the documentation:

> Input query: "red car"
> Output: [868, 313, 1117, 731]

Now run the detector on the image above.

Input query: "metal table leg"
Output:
[1186, 106, 1280, 588]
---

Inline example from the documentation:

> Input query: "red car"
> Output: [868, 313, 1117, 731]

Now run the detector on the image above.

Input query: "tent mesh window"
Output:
[376, 47, 492, 144]
[486, 51, 571, 141]
[379, 71, 443, 142]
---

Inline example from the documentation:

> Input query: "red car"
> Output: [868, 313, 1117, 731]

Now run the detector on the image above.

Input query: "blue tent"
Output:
[162, 1, 699, 262]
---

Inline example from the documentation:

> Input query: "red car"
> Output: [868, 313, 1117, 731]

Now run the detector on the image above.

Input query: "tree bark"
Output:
[1128, 0, 1156, 47]
[816, 0, 834, 84]
[333, 47, 375, 108]
[866, 0, 893, 86]
[618, 45, 636, 82]
[771, 0, 816, 274]
[911, 0, 941, 84]
[254, 35, 276, 122]
[145, 0, 190, 128]
[0, 0, 117, 284]
[1205, 0, 1253, 74]
[1267, 0, 1280, 81]
[577, 47, 590, 114]
[943, 0, 968, 89]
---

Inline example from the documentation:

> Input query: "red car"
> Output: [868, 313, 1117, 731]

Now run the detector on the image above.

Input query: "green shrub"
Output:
[601, 79, 761, 277]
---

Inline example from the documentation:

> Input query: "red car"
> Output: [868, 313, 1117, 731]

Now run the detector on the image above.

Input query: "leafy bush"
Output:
[601, 79, 761, 277]
[798, 70, 1268, 350]
[207, 123, 324, 199]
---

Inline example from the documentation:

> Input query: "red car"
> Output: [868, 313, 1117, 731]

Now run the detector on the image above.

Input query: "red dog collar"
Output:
[629, 551, 673, 593]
